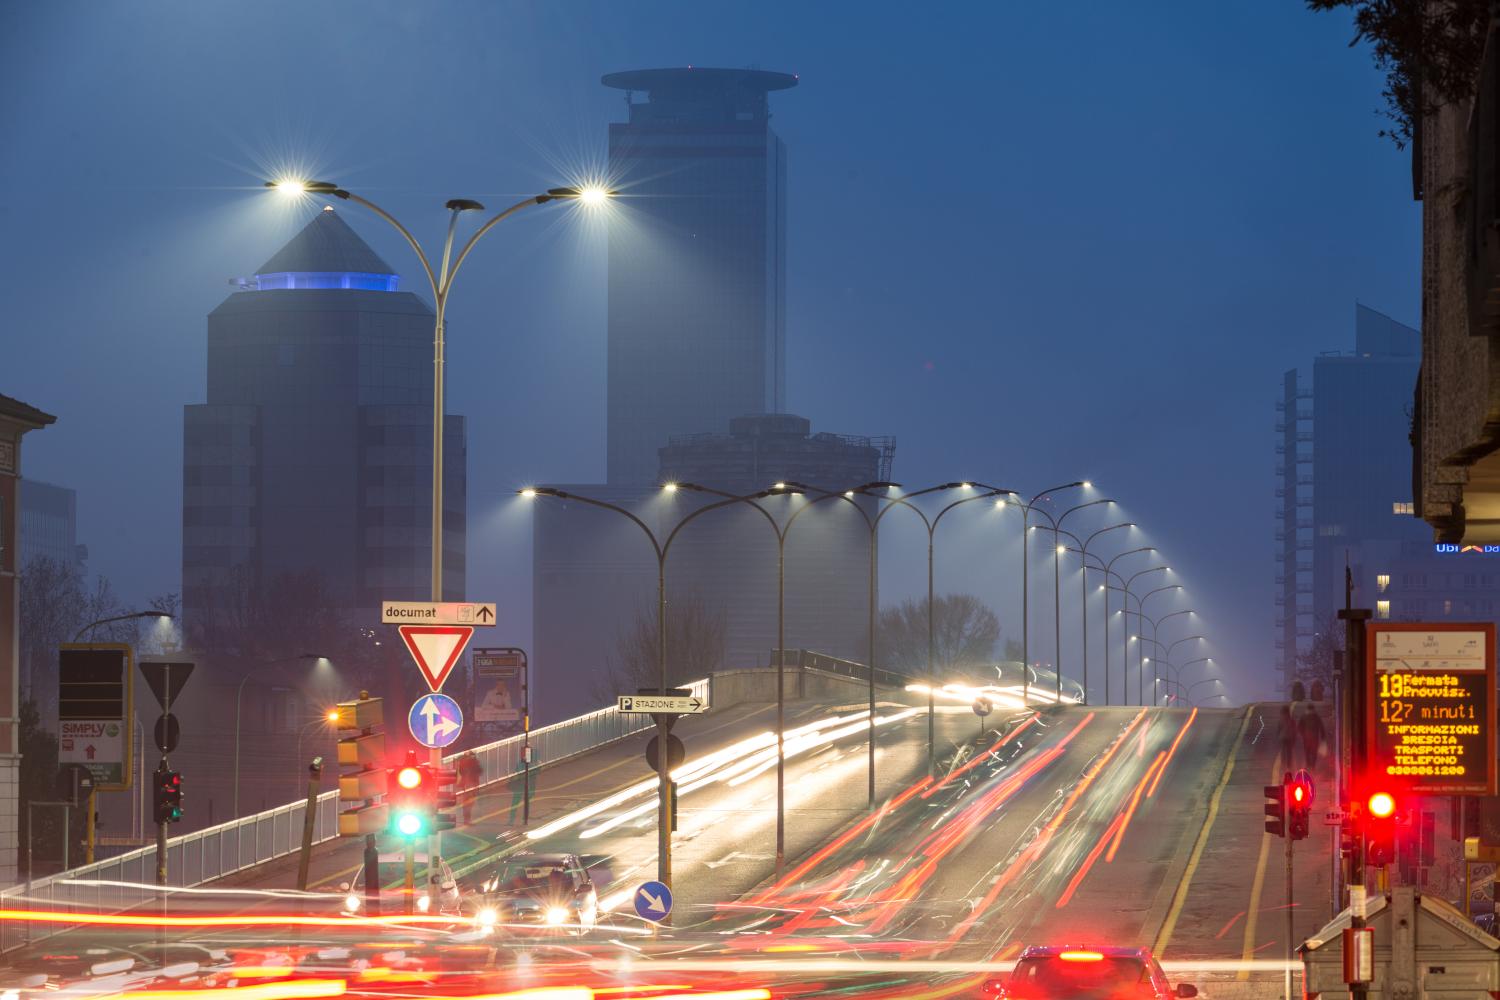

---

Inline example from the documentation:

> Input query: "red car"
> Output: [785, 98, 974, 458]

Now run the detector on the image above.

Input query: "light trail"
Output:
[88, 981, 347, 1000]
[1146, 707, 1198, 799]
[920, 714, 1039, 799]
[1105, 750, 1167, 863]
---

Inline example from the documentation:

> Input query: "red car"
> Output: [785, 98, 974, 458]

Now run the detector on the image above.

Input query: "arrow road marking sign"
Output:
[408, 693, 464, 749]
[633, 880, 673, 922]
[617, 695, 707, 715]
[382, 601, 496, 626]
[398, 625, 474, 692]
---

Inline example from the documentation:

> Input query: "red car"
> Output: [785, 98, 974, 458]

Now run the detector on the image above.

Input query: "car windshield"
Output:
[370, 862, 441, 890]
[489, 861, 572, 893]
[1012, 957, 1149, 998]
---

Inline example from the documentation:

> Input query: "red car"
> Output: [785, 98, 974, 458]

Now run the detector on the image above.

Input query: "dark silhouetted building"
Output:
[604, 67, 796, 484]
[182, 206, 465, 636]
[19, 479, 85, 577]
[0, 391, 56, 884]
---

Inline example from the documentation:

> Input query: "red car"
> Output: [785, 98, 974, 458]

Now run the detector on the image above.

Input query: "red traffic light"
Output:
[1368, 791, 1396, 818]
[396, 766, 423, 790]
[1292, 783, 1306, 804]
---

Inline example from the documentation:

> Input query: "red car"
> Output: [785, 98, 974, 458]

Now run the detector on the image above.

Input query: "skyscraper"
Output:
[182, 207, 465, 638]
[603, 67, 796, 484]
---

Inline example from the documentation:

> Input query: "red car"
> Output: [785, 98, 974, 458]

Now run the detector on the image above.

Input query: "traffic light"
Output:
[1288, 769, 1314, 841]
[153, 767, 183, 824]
[430, 763, 458, 833]
[388, 752, 428, 839]
[335, 694, 388, 837]
[1366, 790, 1398, 867]
[1264, 779, 1286, 838]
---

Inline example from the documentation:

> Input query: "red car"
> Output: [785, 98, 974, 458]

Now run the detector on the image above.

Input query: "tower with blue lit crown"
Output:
[182, 207, 466, 641]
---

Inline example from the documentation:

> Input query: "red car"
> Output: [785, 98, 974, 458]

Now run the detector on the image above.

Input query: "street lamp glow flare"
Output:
[578, 186, 610, 207]
[271, 180, 307, 196]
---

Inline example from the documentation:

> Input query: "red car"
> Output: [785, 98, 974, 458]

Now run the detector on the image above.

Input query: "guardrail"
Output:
[0, 676, 711, 952]
[771, 648, 913, 689]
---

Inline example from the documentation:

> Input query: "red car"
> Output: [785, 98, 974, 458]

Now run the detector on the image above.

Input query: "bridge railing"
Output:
[0, 676, 712, 952]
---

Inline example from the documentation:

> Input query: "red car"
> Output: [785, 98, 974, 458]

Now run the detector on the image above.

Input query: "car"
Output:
[467, 852, 600, 931]
[340, 853, 462, 917]
[981, 945, 1197, 1000]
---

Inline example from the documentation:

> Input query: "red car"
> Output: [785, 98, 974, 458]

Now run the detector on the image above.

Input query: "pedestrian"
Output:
[1299, 702, 1326, 770]
[458, 751, 482, 824]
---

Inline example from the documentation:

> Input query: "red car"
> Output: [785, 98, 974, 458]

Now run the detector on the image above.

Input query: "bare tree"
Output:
[1296, 613, 1345, 698]
[876, 593, 1001, 677]
[597, 595, 727, 703]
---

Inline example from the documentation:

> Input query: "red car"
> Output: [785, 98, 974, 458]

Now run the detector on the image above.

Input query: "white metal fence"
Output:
[0, 677, 711, 952]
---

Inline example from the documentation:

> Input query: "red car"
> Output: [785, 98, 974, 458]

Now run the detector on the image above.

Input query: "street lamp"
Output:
[519, 482, 776, 888]
[1012, 482, 1088, 705]
[233, 653, 327, 818]
[1076, 547, 1156, 705]
[1050, 521, 1133, 704]
[265, 178, 612, 607]
[72, 610, 173, 642]
[293, 709, 340, 792]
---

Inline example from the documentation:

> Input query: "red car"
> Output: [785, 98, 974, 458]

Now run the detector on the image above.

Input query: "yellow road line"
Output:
[1236, 745, 1283, 981]
[1151, 706, 1254, 957]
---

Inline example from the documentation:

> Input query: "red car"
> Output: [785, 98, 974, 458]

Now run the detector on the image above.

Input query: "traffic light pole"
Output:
[1338, 579, 1371, 1000]
[363, 834, 380, 916]
[1285, 832, 1295, 1000]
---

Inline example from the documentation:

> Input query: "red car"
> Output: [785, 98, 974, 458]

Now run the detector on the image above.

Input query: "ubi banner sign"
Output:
[1365, 622, 1497, 796]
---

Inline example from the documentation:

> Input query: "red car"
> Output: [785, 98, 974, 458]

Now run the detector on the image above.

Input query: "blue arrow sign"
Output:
[633, 880, 672, 922]
[408, 692, 463, 749]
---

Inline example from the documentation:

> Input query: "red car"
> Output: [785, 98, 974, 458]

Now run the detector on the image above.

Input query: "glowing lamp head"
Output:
[396, 766, 422, 790]
[519, 488, 537, 498]
[663, 482, 678, 493]
[1368, 791, 1396, 818]
[396, 812, 423, 837]
[578, 187, 610, 207]
[271, 180, 307, 196]
[325, 709, 339, 723]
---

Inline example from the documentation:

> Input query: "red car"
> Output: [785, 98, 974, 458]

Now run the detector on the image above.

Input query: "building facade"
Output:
[182, 206, 465, 636]
[1276, 306, 1431, 693]
[603, 67, 796, 484]
[0, 392, 56, 885]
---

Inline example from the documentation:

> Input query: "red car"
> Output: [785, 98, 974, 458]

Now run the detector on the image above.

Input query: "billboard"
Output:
[473, 647, 526, 731]
[1366, 622, 1497, 796]
[57, 644, 134, 789]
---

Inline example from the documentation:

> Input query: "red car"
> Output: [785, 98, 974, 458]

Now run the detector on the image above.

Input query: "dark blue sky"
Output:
[1, 2, 1417, 699]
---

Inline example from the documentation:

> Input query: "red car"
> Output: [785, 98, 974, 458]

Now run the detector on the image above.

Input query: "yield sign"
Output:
[398, 625, 473, 692]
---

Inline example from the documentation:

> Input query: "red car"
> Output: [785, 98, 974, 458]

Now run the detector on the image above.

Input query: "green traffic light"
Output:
[396, 811, 424, 837]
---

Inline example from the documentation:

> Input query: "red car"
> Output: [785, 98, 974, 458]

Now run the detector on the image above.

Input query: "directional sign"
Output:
[398, 625, 474, 692]
[382, 601, 496, 627]
[633, 880, 672, 922]
[58, 644, 132, 790]
[408, 693, 464, 749]
[617, 694, 707, 715]
[1323, 808, 1347, 826]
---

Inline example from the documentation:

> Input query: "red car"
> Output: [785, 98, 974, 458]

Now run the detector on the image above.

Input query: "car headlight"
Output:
[477, 907, 497, 927]
[416, 895, 431, 913]
[545, 906, 570, 926]
[344, 894, 361, 911]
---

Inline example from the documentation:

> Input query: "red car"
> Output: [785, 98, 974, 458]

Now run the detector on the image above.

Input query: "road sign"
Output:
[617, 694, 707, 715]
[645, 733, 686, 772]
[153, 713, 180, 754]
[1366, 622, 1497, 795]
[381, 601, 496, 627]
[58, 644, 132, 790]
[408, 693, 464, 749]
[972, 698, 992, 718]
[398, 625, 473, 692]
[59, 720, 126, 786]
[1324, 808, 1348, 826]
[139, 660, 194, 711]
[633, 880, 672, 922]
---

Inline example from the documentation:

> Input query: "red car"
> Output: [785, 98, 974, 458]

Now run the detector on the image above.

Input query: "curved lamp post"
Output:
[1010, 482, 1089, 703]
[233, 653, 327, 818]
[72, 610, 172, 642]
[1075, 548, 1156, 704]
[267, 179, 611, 606]
[519, 482, 784, 887]
[1052, 522, 1134, 704]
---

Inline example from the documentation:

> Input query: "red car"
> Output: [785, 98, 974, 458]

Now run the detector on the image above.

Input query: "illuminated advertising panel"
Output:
[1366, 622, 1496, 795]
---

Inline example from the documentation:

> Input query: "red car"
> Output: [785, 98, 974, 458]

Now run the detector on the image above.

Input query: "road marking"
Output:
[1151, 705, 1254, 957]
[1237, 745, 1284, 980]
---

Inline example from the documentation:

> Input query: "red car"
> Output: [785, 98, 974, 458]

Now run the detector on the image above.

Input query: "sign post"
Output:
[139, 660, 194, 886]
[474, 647, 528, 822]
[618, 688, 711, 907]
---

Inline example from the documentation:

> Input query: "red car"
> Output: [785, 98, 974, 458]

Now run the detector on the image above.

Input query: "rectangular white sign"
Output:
[1323, 809, 1347, 826]
[59, 719, 126, 785]
[617, 694, 708, 714]
[381, 601, 496, 626]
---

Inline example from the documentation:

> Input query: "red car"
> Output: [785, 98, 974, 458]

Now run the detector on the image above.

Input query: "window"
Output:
[1376, 600, 1391, 619]
[1444, 599, 1453, 615]
[1393, 501, 1415, 515]
[1376, 573, 1390, 593]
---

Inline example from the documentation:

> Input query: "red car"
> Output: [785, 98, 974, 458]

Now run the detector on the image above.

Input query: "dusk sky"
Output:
[2, 2, 1416, 700]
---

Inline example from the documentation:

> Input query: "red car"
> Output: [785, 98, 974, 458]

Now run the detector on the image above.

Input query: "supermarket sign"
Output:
[1365, 622, 1497, 795]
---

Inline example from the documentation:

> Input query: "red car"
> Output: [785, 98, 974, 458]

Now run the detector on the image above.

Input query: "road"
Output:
[2, 700, 1337, 1000]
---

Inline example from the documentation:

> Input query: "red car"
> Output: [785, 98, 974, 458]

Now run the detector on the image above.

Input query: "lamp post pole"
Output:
[522, 483, 775, 888]
[1076, 547, 1155, 706]
[1055, 523, 1134, 704]
[1012, 483, 1088, 706]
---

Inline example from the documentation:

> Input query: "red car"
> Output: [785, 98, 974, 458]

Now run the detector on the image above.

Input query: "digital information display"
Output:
[1366, 623, 1496, 795]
